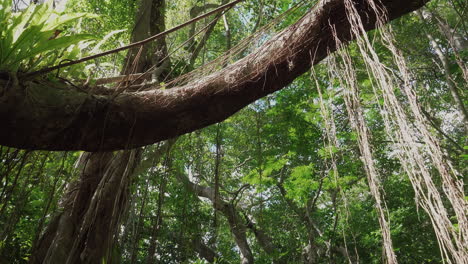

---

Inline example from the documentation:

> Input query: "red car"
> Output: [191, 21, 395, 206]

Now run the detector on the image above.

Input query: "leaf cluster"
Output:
[0, 0, 97, 74]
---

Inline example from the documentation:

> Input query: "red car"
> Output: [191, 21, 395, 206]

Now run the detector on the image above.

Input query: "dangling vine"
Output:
[322, 0, 468, 262]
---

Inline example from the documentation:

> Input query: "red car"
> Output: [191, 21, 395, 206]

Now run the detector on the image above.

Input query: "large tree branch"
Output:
[0, 0, 429, 151]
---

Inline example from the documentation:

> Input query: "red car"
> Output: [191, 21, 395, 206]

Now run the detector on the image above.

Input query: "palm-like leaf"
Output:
[0, 0, 98, 74]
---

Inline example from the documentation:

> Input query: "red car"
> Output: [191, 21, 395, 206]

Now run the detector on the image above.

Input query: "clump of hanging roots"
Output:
[329, 0, 467, 262]
[319, 46, 398, 263]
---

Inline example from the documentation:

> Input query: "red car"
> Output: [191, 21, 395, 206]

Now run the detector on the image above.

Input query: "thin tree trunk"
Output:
[243, 213, 287, 264]
[31, 153, 72, 253]
[0, 153, 47, 244]
[178, 173, 255, 264]
[129, 176, 150, 264]
[145, 149, 171, 264]
[417, 10, 468, 128]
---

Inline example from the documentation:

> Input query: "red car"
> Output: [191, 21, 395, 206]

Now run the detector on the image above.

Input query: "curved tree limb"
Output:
[0, 0, 429, 151]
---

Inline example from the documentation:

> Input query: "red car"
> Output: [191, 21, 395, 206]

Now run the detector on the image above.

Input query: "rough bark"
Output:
[30, 150, 140, 264]
[0, 0, 429, 151]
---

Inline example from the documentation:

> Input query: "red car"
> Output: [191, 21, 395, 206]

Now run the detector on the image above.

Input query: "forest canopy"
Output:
[0, 0, 466, 263]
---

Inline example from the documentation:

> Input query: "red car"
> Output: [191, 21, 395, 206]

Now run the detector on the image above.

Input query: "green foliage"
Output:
[0, 0, 97, 73]
[284, 164, 318, 205]
[242, 155, 288, 187]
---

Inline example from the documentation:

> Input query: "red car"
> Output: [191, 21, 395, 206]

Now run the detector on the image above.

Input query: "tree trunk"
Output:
[145, 149, 171, 264]
[191, 236, 219, 263]
[30, 150, 140, 264]
[30, 0, 169, 263]
[179, 170, 290, 263]
[129, 174, 150, 264]
[244, 213, 286, 264]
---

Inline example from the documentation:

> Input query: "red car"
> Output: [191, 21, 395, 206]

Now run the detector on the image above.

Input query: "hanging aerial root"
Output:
[320, 34, 398, 264]
[337, 0, 467, 262]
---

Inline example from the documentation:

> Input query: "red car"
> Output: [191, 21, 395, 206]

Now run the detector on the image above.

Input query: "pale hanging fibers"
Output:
[337, 0, 467, 262]
[326, 47, 398, 263]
